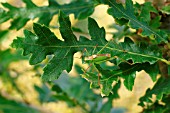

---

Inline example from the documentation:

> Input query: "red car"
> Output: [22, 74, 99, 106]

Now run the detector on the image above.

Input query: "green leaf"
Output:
[121, 62, 159, 90]
[109, 24, 132, 41]
[0, 49, 28, 68]
[108, 37, 169, 65]
[150, 16, 161, 29]
[142, 95, 170, 113]
[142, 102, 166, 113]
[54, 72, 99, 104]
[82, 63, 159, 96]
[98, 97, 112, 113]
[137, 2, 158, 23]
[12, 11, 168, 83]
[0, 95, 40, 113]
[53, 72, 103, 112]
[106, 0, 168, 43]
[139, 77, 170, 106]
[0, 0, 98, 30]
[161, 5, 170, 14]
[134, 2, 161, 29]
[11, 12, 107, 81]
[34, 84, 56, 103]
[0, 30, 9, 41]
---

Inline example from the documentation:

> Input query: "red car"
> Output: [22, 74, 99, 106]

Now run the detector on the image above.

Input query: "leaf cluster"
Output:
[1, 0, 170, 112]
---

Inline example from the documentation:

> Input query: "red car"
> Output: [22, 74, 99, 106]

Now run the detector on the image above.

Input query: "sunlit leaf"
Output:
[12, 11, 168, 83]
[105, 0, 168, 43]
[11, 12, 107, 81]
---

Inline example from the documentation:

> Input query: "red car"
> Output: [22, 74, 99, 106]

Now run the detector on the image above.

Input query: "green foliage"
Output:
[142, 95, 170, 113]
[12, 11, 169, 96]
[11, 12, 108, 81]
[1, 0, 170, 112]
[105, 0, 168, 43]
[0, 49, 28, 94]
[161, 5, 170, 14]
[0, 0, 97, 30]
[0, 95, 40, 113]
[139, 78, 170, 106]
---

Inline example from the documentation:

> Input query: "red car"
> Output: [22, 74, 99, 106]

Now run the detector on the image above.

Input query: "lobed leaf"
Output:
[105, 0, 168, 43]
[82, 63, 159, 96]
[107, 37, 167, 65]
[11, 12, 108, 81]
[12, 11, 169, 84]
[136, 2, 158, 23]
[0, 0, 98, 30]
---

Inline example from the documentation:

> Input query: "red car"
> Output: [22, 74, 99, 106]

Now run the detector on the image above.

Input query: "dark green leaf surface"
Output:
[82, 63, 159, 96]
[137, 2, 158, 23]
[98, 81, 121, 113]
[12, 11, 168, 83]
[106, 0, 168, 43]
[0, 30, 9, 41]
[0, 95, 40, 113]
[109, 24, 132, 41]
[12, 12, 108, 81]
[139, 78, 170, 106]
[0, 0, 97, 30]
[107, 38, 169, 65]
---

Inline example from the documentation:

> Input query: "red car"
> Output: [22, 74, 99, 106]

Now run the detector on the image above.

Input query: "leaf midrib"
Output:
[108, 0, 165, 42]
[21, 40, 168, 65]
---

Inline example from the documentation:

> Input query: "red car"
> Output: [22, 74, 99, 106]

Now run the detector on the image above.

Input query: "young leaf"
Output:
[0, 0, 98, 30]
[106, 0, 168, 43]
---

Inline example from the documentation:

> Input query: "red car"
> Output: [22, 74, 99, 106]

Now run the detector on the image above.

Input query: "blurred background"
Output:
[0, 0, 157, 113]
